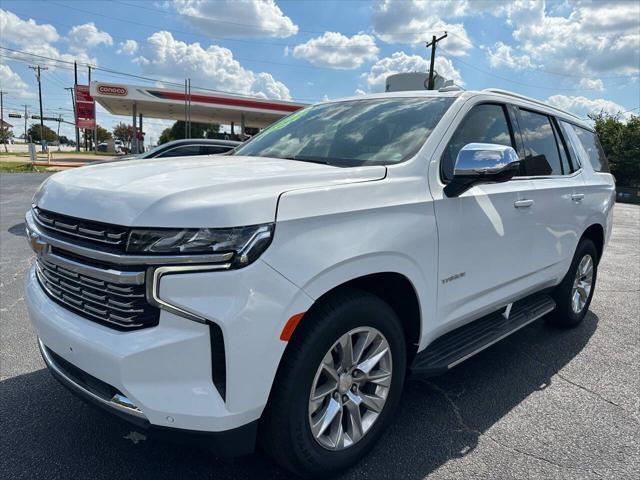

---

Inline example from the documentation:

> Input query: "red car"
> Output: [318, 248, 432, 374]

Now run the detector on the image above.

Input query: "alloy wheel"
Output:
[308, 327, 393, 451]
[571, 254, 594, 314]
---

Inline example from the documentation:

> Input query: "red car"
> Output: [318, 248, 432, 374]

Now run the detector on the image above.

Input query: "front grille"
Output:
[36, 256, 159, 330]
[33, 207, 129, 250]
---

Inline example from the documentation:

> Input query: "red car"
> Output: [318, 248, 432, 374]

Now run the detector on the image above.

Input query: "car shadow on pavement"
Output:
[0, 312, 598, 480]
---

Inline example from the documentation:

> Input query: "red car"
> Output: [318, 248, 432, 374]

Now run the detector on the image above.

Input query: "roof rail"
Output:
[482, 88, 583, 121]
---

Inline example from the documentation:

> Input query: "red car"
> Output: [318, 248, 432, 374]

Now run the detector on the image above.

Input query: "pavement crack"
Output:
[511, 342, 639, 423]
[424, 380, 606, 478]
[0, 295, 25, 311]
[423, 380, 481, 435]
[484, 435, 605, 478]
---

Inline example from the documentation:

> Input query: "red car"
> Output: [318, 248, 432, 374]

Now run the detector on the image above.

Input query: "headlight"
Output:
[127, 223, 274, 267]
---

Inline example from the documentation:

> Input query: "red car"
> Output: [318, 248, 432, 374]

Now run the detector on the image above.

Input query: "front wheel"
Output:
[548, 239, 598, 327]
[261, 289, 406, 478]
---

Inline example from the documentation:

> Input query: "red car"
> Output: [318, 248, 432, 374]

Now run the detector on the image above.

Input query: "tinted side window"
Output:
[441, 104, 513, 181]
[571, 125, 610, 173]
[157, 145, 202, 158]
[202, 145, 233, 155]
[518, 109, 563, 176]
[551, 119, 573, 174]
[559, 121, 584, 170]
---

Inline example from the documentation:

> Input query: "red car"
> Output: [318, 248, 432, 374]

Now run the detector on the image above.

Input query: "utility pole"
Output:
[22, 104, 29, 142]
[29, 65, 47, 150]
[74, 61, 80, 152]
[56, 114, 62, 152]
[0, 91, 7, 153]
[425, 32, 447, 90]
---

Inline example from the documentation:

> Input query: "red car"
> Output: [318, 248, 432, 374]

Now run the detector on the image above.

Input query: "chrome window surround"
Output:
[26, 209, 234, 325]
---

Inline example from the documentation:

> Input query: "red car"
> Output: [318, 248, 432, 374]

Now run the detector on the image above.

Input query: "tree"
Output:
[0, 127, 13, 151]
[591, 113, 640, 187]
[158, 127, 172, 145]
[59, 135, 70, 145]
[96, 125, 112, 143]
[112, 122, 133, 148]
[157, 121, 221, 144]
[27, 123, 56, 142]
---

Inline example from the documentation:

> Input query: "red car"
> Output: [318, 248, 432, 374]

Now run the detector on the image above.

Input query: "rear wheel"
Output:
[261, 289, 406, 478]
[548, 239, 598, 327]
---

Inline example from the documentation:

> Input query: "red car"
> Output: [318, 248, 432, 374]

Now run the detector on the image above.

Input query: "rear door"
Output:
[515, 108, 586, 283]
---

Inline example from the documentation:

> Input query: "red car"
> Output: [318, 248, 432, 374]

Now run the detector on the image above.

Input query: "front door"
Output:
[429, 101, 538, 335]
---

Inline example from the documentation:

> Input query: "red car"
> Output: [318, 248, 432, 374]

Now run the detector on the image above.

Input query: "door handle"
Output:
[514, 199, 534, 208]
[571, 193, 585, 202]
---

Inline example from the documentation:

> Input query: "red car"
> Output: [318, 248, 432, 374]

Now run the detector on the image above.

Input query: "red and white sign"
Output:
[75, 85, 96, 128]
[97, 84, 128, 96]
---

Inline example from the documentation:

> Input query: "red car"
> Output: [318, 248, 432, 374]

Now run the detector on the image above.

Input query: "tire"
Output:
[260, 288, 407, 478]
[548, 238, 598, 328]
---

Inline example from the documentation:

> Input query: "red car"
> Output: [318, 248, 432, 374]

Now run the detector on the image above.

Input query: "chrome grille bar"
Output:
[34, 207, 128, 247]
[36, 256, 158, 330]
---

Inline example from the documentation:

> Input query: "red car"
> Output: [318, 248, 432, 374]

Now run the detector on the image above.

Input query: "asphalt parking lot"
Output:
[1, 172, 638, 480]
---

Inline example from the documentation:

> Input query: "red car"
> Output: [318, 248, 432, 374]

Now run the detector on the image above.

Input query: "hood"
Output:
[34, 156, 386, 228]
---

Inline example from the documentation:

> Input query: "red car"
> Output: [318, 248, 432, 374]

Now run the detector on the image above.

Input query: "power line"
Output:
[5, 7, 380, 74]
[63, 1, 638, 81]
[1, 46, 318, 102]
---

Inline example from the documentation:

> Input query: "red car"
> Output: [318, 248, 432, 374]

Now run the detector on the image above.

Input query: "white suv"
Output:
[24, 89, 615, 477]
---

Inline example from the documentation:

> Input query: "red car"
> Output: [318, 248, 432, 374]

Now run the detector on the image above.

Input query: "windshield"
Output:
[233, 97, 454, 167]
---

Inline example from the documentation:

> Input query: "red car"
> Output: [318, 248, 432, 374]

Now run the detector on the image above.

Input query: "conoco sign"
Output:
[97, 85, 128, 96]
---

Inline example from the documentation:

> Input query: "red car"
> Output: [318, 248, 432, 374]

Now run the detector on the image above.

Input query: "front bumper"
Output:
[25, 260, 312, 438]
[37, 337, 258, 456]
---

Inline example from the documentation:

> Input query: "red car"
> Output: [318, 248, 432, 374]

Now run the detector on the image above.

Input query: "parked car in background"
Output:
[117, 139, 240, 161]
[24, 88, 614, 478]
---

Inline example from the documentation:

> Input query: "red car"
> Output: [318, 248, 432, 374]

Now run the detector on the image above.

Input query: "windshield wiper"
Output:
[279, 155, 340, 166]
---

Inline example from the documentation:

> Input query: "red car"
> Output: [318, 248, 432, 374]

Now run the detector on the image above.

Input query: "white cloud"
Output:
[293, 32, 378, 69]
[496, 1, 640, 77]
[578, 78, 604, 91]
[135, 31, 291, 99]
[0, 11, 97, 71]
[546, 95, 632, 121]
[486, 42, 536, 70]
[371, 0, 472, 56]
[364, 51, 463, 91]
[354, 88, 367, 96]
[67, 23, 113, 52]
[0, 64, 32, 97]
[173, 0, 298, 38]
[0, 9, 59, 45]
[117, 40, 139, 55]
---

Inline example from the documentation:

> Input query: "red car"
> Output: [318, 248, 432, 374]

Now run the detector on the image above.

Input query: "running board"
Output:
[411, 293, 556, 378]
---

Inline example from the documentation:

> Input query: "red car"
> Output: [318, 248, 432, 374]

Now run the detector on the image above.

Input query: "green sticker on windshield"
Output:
[265, 106, 312, 132]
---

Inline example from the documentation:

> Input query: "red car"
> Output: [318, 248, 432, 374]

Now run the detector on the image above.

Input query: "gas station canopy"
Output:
[89, 81, 307, 128]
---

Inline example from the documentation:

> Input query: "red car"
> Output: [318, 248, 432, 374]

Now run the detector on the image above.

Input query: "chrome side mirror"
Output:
[444, 143, 520, 197]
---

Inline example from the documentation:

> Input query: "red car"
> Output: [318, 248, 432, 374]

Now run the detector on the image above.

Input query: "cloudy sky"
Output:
[1, 0, 638, 144]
